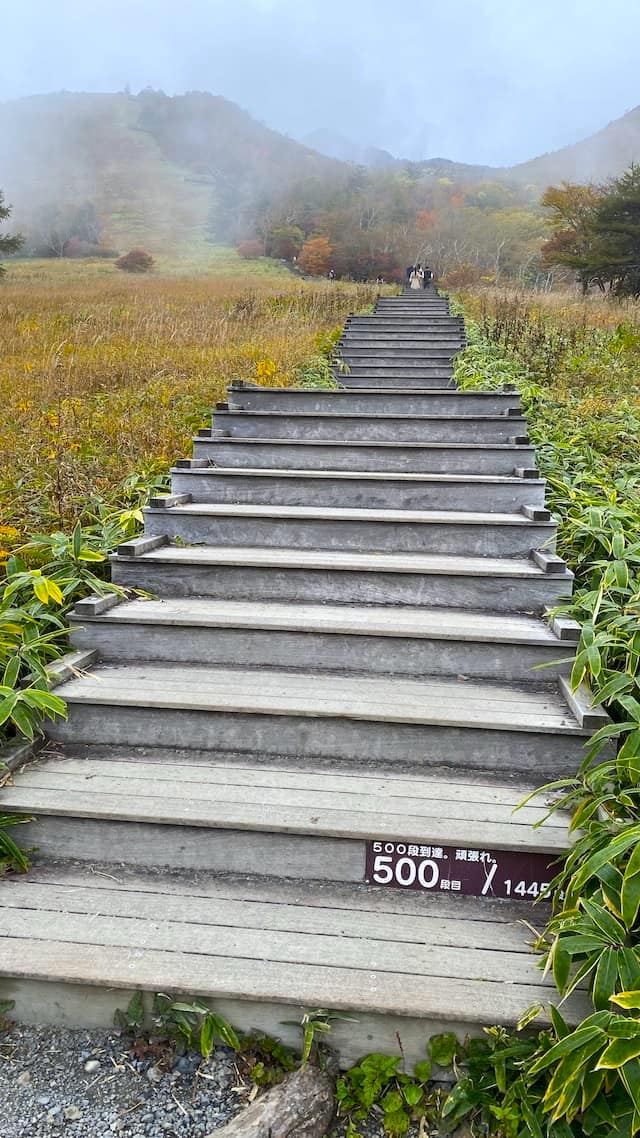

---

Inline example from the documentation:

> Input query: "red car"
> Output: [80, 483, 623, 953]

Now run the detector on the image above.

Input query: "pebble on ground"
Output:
[0, 1023, 429, 1137]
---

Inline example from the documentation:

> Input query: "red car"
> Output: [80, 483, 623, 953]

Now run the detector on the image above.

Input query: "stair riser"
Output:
[170, 471, 545, 512]
[340, 366, 455, 376]
[340, 351, 459, 362]
[341, 335, 465, 344]
[376, 311, 451, 318]
[0, 976, 482, 1073]
[346, 324, 464, 332]
[192, 438, 536, 473]
[341, 334, 464, 342]
[49, 706, 587, 779]
[18, 814, 563, 890]
[112, 559, 572, 612]
[336, 375, 456, 389]
[227, 392, 520, 415]
[339, 368, 453, 377]
[212, 414, 526, 443]
[347, 325, 462, 333]
[143, 512, 555, 558]
[69, 621, 571, 682]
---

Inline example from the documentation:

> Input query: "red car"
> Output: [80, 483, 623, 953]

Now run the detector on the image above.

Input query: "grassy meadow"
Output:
[0, 255, 379, 545]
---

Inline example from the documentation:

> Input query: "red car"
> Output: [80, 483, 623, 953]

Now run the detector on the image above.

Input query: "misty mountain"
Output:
[302, 129, 396, 169]
[0, 90, 341, 252]
[2, 90, 640, 257]
[512, 103, 640, 186]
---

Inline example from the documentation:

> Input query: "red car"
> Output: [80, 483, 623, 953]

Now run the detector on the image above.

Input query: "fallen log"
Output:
[206, 1061, 336, 1138]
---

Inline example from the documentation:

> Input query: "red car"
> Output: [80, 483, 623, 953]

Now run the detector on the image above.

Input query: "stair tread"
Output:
[232, 389, 508, 398]
[51, 662, 584, 733]
[73, 597, 561, 644]
[216, 411, 522, 422]
[196, 436, 533, 450]
[0, 865, 589, 1024]
[147, 502, 550, 527]
[176, 466, 542, 485]
[3, 753, 569, 848]
[117, 543, 566, 578]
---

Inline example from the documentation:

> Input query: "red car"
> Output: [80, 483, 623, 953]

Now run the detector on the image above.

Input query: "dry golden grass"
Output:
[461, 285, 640, 332]
[0, 268, 380, 535]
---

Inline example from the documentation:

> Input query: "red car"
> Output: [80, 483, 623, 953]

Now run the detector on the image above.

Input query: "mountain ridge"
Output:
[2, 90, 640, 254]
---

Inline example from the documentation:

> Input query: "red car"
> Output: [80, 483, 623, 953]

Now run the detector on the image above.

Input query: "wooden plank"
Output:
[0, 786, 568, 849]
[1, 881, 538, 952]
[81, 598, 559, 644]
[155, 503, 538, 527]
[140, 545, 546, 577]
[22, 754, 567, 814]
[191, 467, 536, 485]
[0, 906, 553, 984]
[10, 767, 567, 833]
[22, 864, 539, 923]
[0, 937, 592, 1024]
[54, 664, 581, 732]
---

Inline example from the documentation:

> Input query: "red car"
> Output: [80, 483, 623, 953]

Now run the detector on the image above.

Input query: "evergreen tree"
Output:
[0, 191, 24, 276]
[542, 166, 640, 296]
[589, 164, 640, 297]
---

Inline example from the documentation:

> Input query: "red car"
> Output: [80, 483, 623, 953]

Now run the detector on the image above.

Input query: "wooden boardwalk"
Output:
[0, 288, 602, 1064]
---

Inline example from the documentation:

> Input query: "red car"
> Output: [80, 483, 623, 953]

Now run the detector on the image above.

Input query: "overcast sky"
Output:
[3, 0, 639, 165]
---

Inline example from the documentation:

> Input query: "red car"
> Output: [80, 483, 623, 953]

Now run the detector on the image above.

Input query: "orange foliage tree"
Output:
[299, 234, 333, 276]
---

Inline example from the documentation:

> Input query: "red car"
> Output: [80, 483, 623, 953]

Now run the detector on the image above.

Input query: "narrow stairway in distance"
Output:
[0, 285, 607, 1065]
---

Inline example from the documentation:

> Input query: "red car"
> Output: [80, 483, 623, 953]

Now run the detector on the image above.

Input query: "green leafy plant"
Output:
[0, 998, 15, 1033]
[0, 812, 34, 873]
[336, 1036, 454, 1136]
[239, 1031, 297, 1087]
[114, 992, 241, 1062]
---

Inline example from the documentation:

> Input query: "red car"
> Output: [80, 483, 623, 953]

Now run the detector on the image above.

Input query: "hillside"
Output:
[512, 104, 640, 186]
[0, 91, 342, 253]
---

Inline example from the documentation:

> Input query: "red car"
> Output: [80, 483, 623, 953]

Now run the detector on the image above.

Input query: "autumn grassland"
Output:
[0, 256, 380, 550]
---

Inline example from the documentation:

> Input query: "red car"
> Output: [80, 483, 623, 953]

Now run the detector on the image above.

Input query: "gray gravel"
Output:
[0, 1024, 245, 1138]
[0, 1023, 447, 1138]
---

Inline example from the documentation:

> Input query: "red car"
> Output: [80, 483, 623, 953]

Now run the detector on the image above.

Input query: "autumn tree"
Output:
[540, 182, 603, 288]
[299, 234, 333, 276]
[542, 168, 640, 296]
[265, 224, 304, 260]
[0, 191, 24, 276]
[237, 238, 265, 259]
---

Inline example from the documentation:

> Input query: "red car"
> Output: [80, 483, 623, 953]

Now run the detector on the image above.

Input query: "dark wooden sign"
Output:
[365, 839, 560, 901]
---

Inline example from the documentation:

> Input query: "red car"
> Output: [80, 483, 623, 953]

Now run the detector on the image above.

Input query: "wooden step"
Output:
[69, 597, 575, 682]
[4, 752, 571, 873]
[46, 662, 595, 776]
[226, 387, 519, 415]
[142, 502, 556, 557]
[170, 465, 545, 512]
[111, 544, 573, 612]
[212, 410, 527, 443]
[192, 436, 536, 473]
[335, 373, 457, 389]
[0, 863, 591, 1067]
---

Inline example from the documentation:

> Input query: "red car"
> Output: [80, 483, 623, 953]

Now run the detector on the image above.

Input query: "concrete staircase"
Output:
[0, 288, 603, 1065]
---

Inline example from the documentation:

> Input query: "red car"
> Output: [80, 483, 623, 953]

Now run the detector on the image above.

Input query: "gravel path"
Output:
[0, 1023, 433, 1138]
[0, 1024, 245, 1138]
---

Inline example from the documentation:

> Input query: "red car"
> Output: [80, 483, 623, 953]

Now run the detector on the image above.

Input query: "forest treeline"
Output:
[2, 91, 640, 289]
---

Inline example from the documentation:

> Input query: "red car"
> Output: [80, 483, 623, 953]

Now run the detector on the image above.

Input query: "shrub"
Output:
[115, 249, 155, 273]
[237, 239, 265, 259]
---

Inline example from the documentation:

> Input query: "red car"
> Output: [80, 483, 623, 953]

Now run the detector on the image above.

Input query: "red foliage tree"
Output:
[237, 238, 265, 259]
[299, 234, 333, 276]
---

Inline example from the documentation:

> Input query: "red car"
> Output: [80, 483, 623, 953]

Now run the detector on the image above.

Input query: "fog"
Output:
[2, 0, 639, 165]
